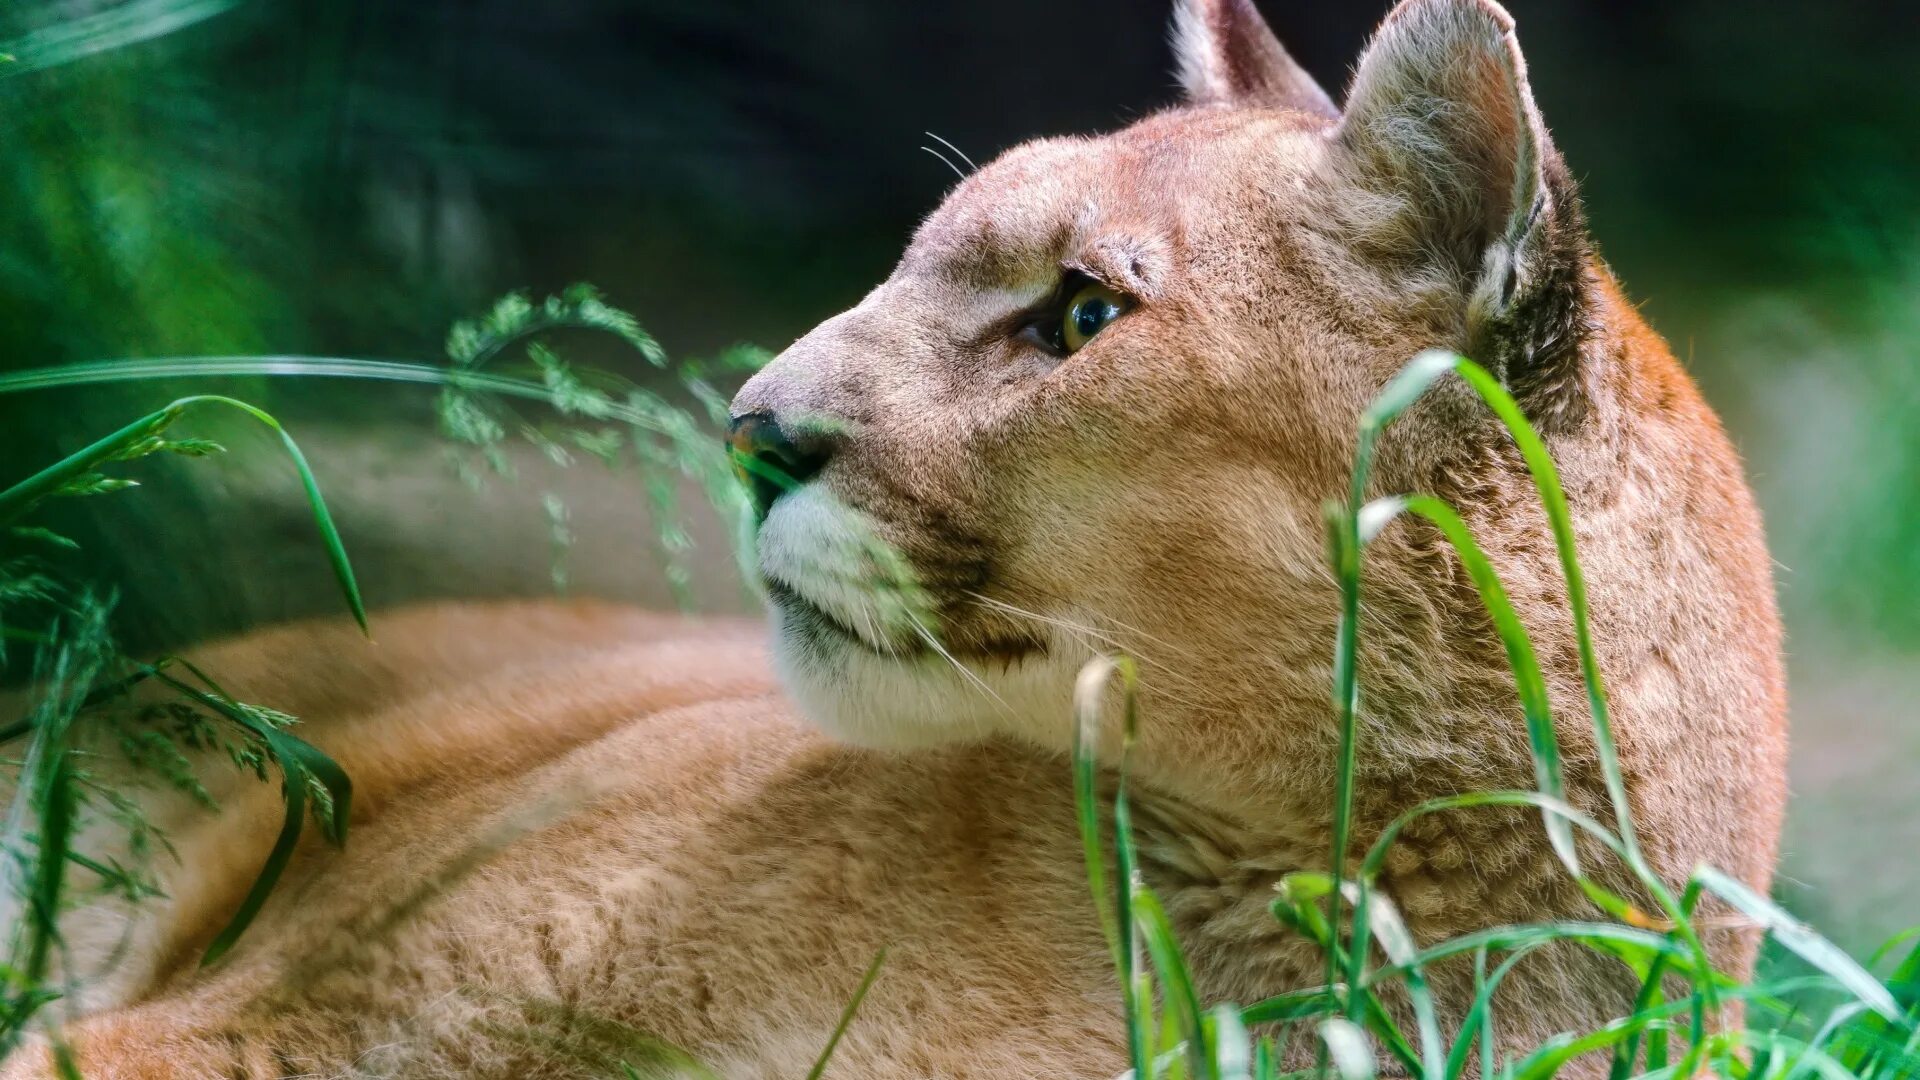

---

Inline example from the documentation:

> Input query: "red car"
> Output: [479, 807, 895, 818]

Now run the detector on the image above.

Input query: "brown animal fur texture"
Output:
[2, 0, 1786, 1076]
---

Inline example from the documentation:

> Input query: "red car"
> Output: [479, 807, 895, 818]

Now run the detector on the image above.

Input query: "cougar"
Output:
[3, 1, 1785, 1076]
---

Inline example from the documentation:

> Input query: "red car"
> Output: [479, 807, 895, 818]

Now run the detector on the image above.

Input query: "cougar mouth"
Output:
[763, 578, 913, 658]
[765, 577, 1048, 669]
[753, 485, 1050, 669]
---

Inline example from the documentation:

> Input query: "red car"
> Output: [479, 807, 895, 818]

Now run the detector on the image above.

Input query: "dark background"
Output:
[8, 1, 1916, 377]
[2, 0, 1917, 951]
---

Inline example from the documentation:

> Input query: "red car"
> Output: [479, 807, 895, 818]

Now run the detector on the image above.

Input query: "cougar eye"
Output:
[1059, 281, 1127, 353]
[1015, 274, 1132, 357]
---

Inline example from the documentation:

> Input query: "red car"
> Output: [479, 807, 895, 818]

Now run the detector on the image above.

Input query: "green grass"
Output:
[0, 390, 364, 1061]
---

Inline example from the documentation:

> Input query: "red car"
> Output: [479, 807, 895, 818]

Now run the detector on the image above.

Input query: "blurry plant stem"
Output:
[0, 358, 692, 439]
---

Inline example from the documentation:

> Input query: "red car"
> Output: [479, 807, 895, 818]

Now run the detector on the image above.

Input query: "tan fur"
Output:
[4, 1, 1785, 1076]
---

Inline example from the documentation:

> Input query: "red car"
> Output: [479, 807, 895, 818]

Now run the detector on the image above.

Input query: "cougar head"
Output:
[730, 0, 1597, 811]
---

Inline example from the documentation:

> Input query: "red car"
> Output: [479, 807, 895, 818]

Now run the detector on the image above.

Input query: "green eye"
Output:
[1060, 281, 1127, 353]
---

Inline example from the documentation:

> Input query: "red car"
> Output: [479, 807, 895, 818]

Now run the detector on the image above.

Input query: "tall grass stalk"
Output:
[0, 390, 364, 1056]
[0, 358, 706, 438]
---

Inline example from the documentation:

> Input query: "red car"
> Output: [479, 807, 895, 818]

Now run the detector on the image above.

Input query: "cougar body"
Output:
[4, 1, 1785, 1076]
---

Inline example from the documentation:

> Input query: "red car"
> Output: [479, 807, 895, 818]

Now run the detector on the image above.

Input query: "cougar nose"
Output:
[727, 413, 833, 519]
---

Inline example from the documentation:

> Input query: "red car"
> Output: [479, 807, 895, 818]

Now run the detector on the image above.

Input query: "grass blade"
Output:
[141, 664, 353, 964]
[1134, 887, 1212, 1080]
[1325, 349, 1534, 1017]
[803, 948, 887, 1080]
[0, 405, 178, 526]
[185, 396, 366, 636]
[1381, 495, 1577, 873]
[1347, 884, 1443, 1080]
[1318, 1018, 1377, 1080]
[1609, 953, 1671, 1080]
[0, 394, 366, 635]
[1380, 921, 1681, 979]
[1439, 355, 1638, 866]
[1444, 945, 1544, 1080]
[1694, 865, 1902, 1021]
[1241, 986, 1341, 1025]
[1792, 1003, 1873, 1080]
[1073, 655, 1152, 1079]
[1211, 1003, 1252, 1080]
[1356, 352, 1725, 1034]
[198, 738, 306, 967]
[1072, 656, 1126, 967]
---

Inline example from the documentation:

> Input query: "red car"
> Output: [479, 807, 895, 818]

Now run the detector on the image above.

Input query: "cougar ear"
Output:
[1338, 0, 1592, 423]
[1172, 0, 1338, 118]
